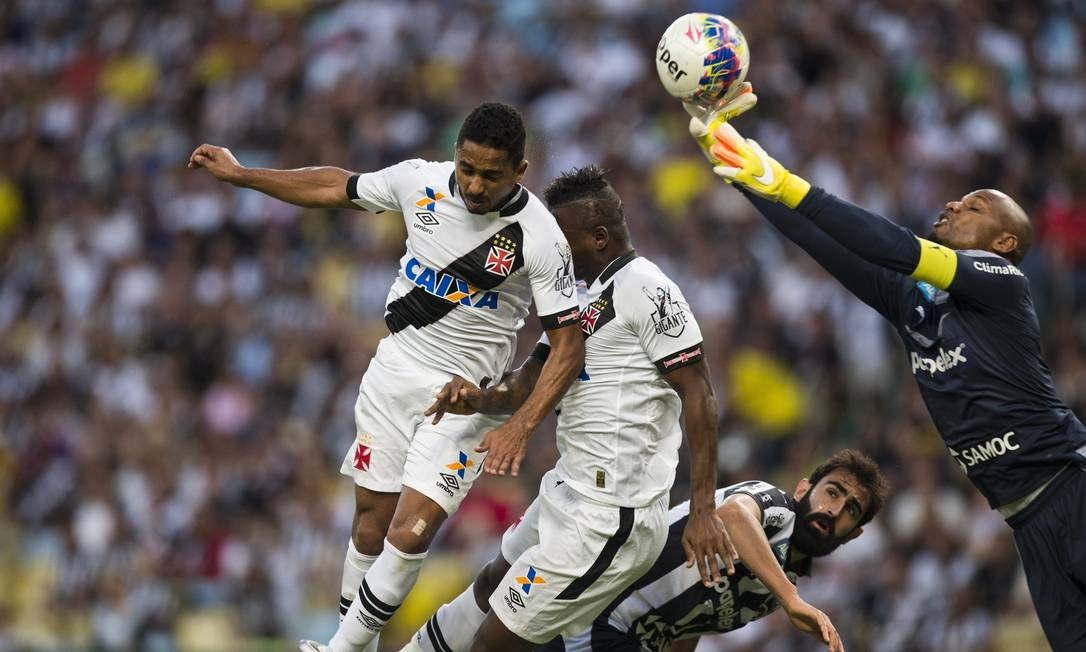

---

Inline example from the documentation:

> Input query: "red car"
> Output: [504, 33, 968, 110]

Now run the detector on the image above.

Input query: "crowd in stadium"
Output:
[2, 0, 1083, 649]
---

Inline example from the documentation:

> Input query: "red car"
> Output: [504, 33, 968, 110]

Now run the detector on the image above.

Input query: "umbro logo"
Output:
[416, 211, 439, 226]
[439, 472, 460, 491]
[507, 587, 525, 610]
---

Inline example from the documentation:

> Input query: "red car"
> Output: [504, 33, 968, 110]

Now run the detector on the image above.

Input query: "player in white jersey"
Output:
[553, 449, 887, 652]
[187, 103, 586, 652]
[405, 166, 735, 652]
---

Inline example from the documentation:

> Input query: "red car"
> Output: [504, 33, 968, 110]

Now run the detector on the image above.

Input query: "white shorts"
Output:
[490, 470, 669, 644]
[339, 338, 503, 515]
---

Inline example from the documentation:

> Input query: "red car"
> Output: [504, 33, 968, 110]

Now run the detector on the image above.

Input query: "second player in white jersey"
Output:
[532, 252, 705, 507]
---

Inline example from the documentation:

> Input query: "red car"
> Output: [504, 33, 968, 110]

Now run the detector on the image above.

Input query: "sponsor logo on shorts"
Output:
[515, 566, 546, 595]
[436, 472, 460, 496]
[445, 451, 475, 478]
[504, 587, 525, 612]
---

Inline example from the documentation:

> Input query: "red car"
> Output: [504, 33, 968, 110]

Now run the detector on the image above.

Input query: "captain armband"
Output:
[911, 238, 958, 290]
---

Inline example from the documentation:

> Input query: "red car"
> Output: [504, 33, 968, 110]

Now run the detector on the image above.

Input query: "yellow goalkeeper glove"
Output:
[698, 121, 811, 209]
[685, 82, 757, 163]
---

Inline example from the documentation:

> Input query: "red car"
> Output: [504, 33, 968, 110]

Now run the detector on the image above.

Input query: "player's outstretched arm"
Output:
[475, 323, 584, 476]
[664, 359, 738, 586]
[719, 494, 843, 652]
[424, 358, 545, 425]
[700, 123, 965, 294]
[188, 143, 361, 210]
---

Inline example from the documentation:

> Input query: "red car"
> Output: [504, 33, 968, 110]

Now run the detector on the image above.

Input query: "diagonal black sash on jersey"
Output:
[385, 222, 526, 333]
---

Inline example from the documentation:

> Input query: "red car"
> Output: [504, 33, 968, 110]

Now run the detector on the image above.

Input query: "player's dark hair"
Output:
[543, 165, 629, 243]
[456, 102, 526, 165]
[807, 449, 888, 527]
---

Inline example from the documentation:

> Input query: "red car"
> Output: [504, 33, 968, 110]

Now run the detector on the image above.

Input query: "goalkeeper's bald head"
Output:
[980, 189, 1032, 265]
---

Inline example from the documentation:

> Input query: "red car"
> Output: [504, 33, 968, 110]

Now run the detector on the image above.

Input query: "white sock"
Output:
[340, 538, 380, 622]
[330, 538, 427, 652]
[412, 584, 489, 652]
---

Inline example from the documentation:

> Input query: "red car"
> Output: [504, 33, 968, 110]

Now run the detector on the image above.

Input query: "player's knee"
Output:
[351, 517, 386, 555]
[472, 556, 510, 608]
[386, 512, 445, 554]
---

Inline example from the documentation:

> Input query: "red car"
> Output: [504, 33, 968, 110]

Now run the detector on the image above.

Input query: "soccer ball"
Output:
[655, 13, 749, 107]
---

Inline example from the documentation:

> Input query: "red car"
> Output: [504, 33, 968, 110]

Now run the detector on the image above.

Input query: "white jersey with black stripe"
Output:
[348, 159, 579, 383]
[533, 253, 705, 508]
[595, 481, 809, 652]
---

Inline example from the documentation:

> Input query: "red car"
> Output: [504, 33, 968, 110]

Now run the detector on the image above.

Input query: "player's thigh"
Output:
[401, 411, 503, 517]
[340, 349, 448, 493]
[488, 483, 668, 644]
[470, 611, 535, 652]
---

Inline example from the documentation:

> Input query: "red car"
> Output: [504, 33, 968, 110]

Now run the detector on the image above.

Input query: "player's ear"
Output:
[793, 478, 811, 501]
[514, 159, 528, 182]
[594, 226, 610, 250]
[992, 232, 1018, 258]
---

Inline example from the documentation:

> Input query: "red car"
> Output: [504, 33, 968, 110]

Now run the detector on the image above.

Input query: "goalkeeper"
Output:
[686, 88, 1086, 651]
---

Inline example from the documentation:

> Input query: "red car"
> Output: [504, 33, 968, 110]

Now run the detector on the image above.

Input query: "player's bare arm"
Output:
[720, 494, 843, 652]
[425, 359, 544, 425]
[663, 359, 738, 585]
[475, 322, 584, 476]
[187, 143, 361, 210]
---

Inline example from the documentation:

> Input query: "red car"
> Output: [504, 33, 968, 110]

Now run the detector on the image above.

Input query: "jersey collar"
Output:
[447, 170, 529, 217]
[592, 249, 638, 288]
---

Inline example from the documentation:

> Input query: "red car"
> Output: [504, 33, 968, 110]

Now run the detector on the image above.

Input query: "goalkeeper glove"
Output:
[695, 121, 811, 209]
[686, 82, 758, 163]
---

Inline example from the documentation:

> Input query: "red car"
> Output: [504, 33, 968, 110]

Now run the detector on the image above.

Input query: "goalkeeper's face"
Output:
[454, 140, 528, 215]
[930, 190, 1017, 257]
[790, 470, 869, 558]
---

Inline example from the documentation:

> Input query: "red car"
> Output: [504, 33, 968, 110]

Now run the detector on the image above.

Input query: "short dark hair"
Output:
[807, 449, 888, 526]
[543, 165, 628, 242]
[456, 102, 526, 164]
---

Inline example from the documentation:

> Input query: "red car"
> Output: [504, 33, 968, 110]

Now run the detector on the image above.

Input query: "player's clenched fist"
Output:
[187, 143, 245, 184]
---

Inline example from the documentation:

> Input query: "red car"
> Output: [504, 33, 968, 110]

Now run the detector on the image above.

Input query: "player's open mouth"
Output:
[809, 516, 832, 537]
[465, 197, 487, 211]
[934, 214, 949, 228]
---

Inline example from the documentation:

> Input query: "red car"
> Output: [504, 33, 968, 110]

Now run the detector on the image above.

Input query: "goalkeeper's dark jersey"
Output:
[745, 188, 1086, 510]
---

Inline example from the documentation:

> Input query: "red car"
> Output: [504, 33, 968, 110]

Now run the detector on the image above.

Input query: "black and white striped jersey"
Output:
[348, 160, 579, 382]
[592, 481, 810, 652]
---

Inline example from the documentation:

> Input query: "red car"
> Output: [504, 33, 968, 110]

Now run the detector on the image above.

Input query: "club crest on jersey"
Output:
[415, 187, 445, 211]
[405, 257, 500, 309]
[581, 305, 602, 334]
[643, 285, 688, 337]
[515, 566, 546, 595]
[554, 243, 576, 297]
